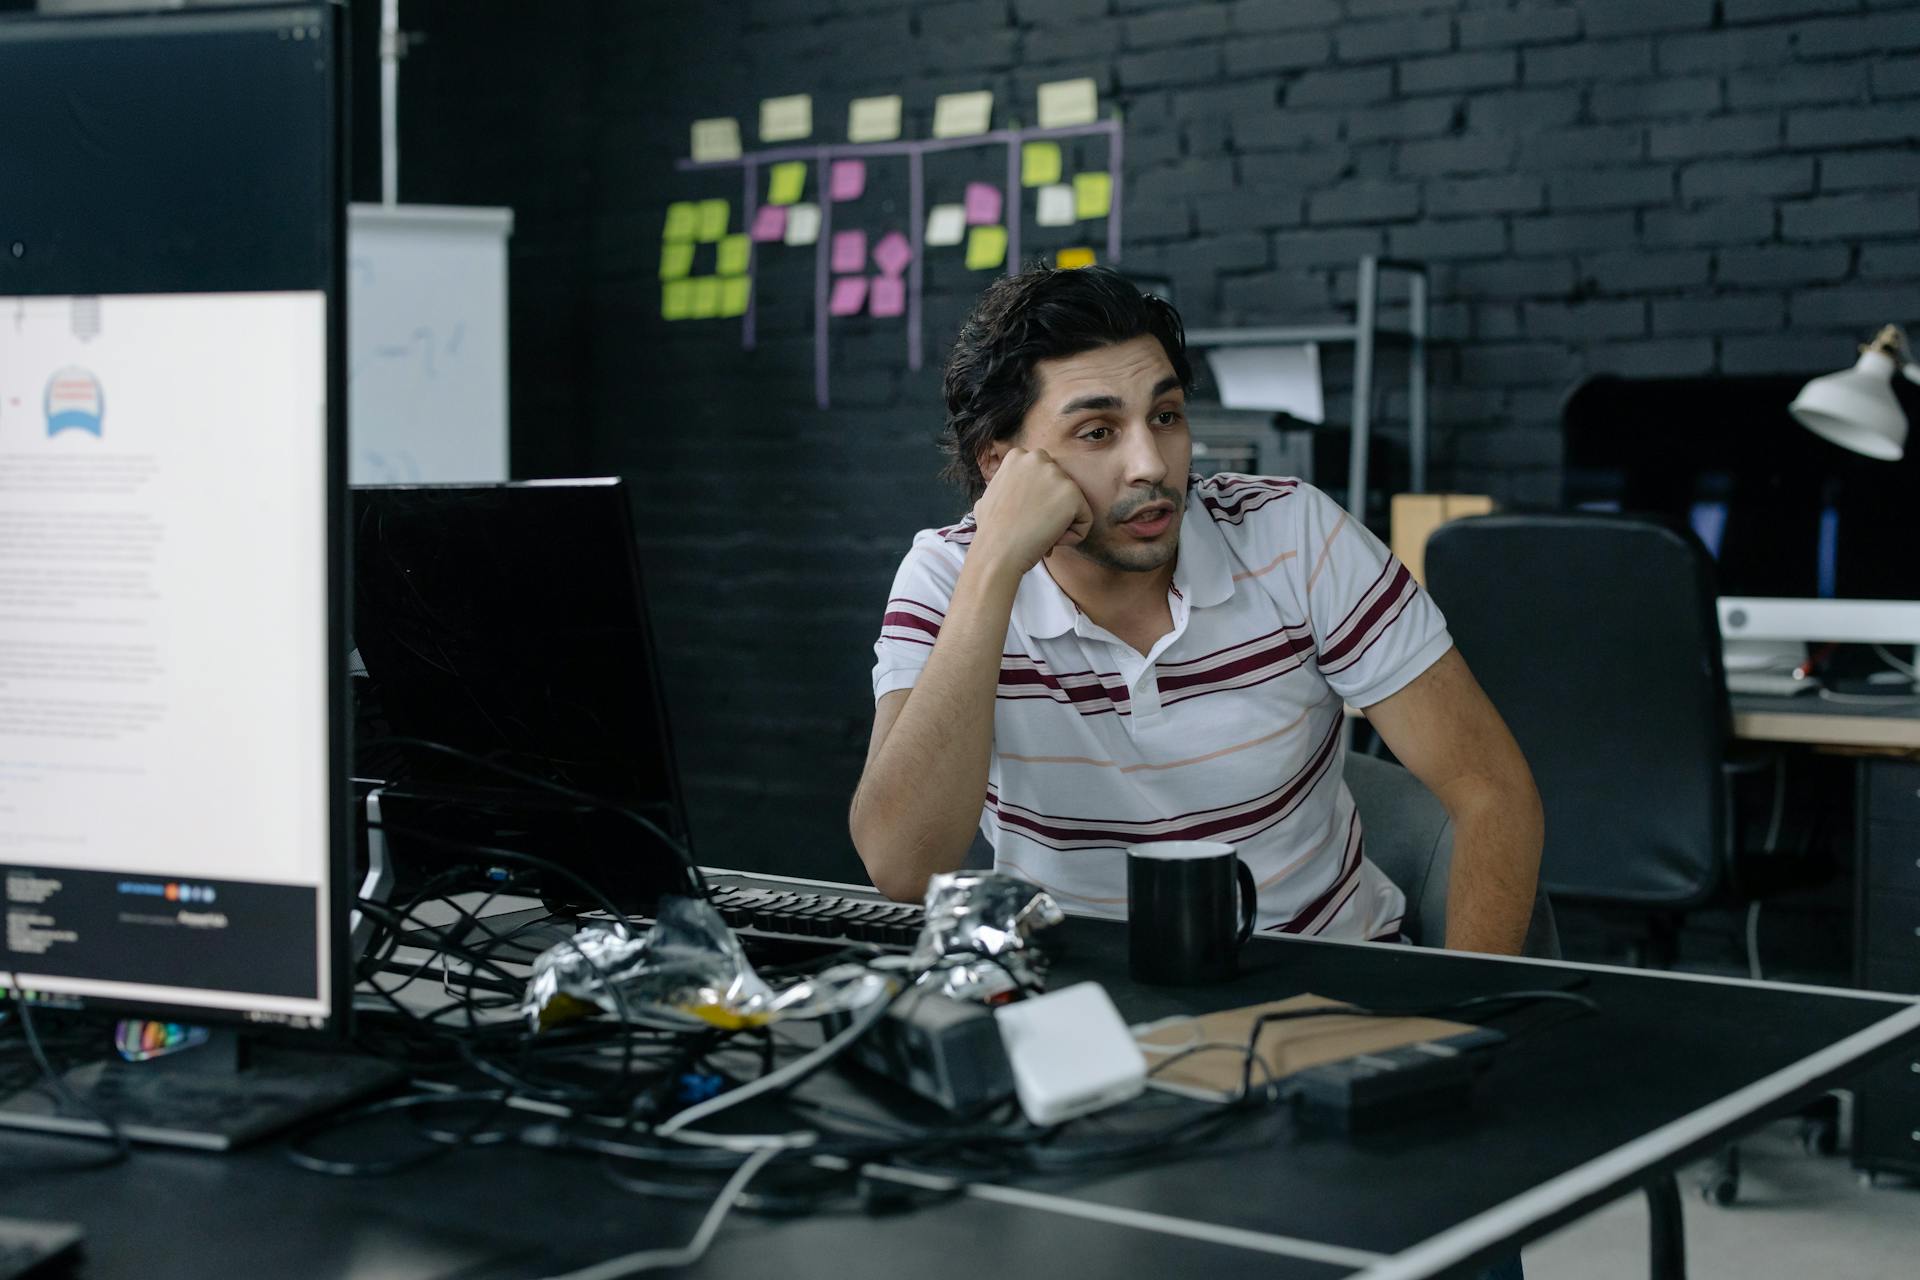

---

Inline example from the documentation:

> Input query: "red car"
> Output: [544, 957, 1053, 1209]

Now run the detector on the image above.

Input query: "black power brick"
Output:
[1289, 1027, 1507, 1132]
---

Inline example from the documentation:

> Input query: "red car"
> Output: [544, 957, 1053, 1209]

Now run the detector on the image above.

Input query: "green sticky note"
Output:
[768, 161, 807, 207]
[716, 233, 750, 277]
[663, 201, 698, 242]
[659, 241, 695, 281]
[1021, 141, 1062, 188]
[662, 279, 694, 321]
[718, 276, 751, 317]
[1074, 171, 1112, 220]
[695, 199, 730, 243]
[689, 276, 722, 319]
[965, 224, 1008, 272]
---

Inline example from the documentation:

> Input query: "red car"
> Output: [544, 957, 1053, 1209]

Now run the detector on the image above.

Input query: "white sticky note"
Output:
[690, 117, 741, 162]
[784, 202, 822, 247]
[1036, 183, 1076, 227]
[760, 94, 813, 143]
[848, 94, 903, 143]
[1037, 77, 1099, 129]
[925, 204, 967, 247]
[932, 90, 994, 139]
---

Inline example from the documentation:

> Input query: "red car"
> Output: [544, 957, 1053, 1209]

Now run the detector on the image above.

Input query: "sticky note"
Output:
[1074, 171, 1112, 220]
[750, 204, 788, 243]
[716, 233, 750, 277]
[1056, 247, 1096, 269]
[663, 201, 698, 242]
[690, 117, 741, 162]
[785, 203, 822, 246]
[965, 225, 1008, 272]
[1021, 142, 1062, 188]
[869, 275, 905, 318]
[830, 159, 866, 202]
[848, 95, 902, 143]
[871, 230, 911, 277]
[1038, 77, 1099, 129]
[1036, 183, 1076, 227]
[695, 199, 730, 242]
[719, 276, 751, 318]
[689, 276, 722, 319]
[659, 241, 695, 280]
[831, 229, 867, 274]
[768, 161, 807, 207]
[925, 204, 967, 247]
[662, 279, 694, 321]
[933, 90, 994, 139]
[964, 182, 1002, 225]
[829, 276, 868, 317]
[760, 93, 812, 142]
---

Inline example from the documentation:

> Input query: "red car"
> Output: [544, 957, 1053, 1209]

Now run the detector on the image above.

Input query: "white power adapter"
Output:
[993, 982, 1147, 1126]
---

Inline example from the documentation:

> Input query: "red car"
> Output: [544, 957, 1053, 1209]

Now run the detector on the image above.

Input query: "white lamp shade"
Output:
[1789, 349, 1908, 461]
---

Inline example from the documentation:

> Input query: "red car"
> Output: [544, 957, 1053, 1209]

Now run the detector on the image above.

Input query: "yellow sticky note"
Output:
[662, 279, 694, 321]
[760, 93, 812, 143]
[659, 241, 695, 281]
[690, 117, 741, 162]
[1056, 247, 1096, 269]
[719, 276, 751, 317]
[663, 201, 698, 242]
[716, 234, 750, 277]
[1074, 172, 1112, 220]
[847, 95, 902, 143]
[768, 161, 807, 207]
[1038, 77, 1099, 129]
[965, 225, 1008, 272]
[1021, 142, 1062, 188]
[695, 199, 730, 242]
[689, 276, 722, 319]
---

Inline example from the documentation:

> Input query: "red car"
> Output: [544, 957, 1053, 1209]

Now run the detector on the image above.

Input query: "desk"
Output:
[4, 909, 1916, 1280]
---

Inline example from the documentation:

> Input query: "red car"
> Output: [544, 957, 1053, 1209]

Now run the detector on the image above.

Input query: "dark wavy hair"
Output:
[940, 265, 1192, 501]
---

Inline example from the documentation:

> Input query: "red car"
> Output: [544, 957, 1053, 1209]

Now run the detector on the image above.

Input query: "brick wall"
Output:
[382, 0, 1920, 881]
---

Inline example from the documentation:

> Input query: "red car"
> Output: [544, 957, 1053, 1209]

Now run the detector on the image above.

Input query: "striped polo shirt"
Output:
[871, 473, 1453, 941]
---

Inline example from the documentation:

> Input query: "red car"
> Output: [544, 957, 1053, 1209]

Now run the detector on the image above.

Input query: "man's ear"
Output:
[978, 440, 1008, 487]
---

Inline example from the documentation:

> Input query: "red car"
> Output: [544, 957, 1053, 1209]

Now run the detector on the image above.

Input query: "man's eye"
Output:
[1081, 426, 1112, 442]
[1153, 410, 1184, 427]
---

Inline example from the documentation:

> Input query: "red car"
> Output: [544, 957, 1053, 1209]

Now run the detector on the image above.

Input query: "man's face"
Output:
[991, 334, 1192, 574]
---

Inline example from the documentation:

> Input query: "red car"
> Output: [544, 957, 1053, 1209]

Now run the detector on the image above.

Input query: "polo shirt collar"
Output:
[1008, 480, 1236, 638]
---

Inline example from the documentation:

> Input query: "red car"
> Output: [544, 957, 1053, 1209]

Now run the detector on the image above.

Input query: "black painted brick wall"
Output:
[376, 0, 1920, 882]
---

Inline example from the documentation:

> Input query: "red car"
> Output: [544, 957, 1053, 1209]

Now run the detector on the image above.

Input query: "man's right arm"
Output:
[849, 449, 1090, 903]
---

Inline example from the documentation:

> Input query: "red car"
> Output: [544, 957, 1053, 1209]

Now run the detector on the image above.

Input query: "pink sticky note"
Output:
[829, 159, 866, 202]
[964, 182, 1002, 225]
[869, 275, 905, 318]
[828, 276, 868, 317]
[749, 204, 787, 243]
[871, 230, 911, 277]
[830, 229, 867, 274]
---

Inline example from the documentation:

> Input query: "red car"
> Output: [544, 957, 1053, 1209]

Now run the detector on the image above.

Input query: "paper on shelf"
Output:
[1204, 343, 1324, 423]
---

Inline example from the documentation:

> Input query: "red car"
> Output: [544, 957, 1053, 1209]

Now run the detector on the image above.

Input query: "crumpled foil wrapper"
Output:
[908, 871, 1064, 1002]
[523, 895, 893, 1032]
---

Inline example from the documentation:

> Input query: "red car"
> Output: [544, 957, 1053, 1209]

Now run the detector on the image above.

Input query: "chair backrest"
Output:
[1344, 751, 1560, 958]
[1424, 512, 1730, 909]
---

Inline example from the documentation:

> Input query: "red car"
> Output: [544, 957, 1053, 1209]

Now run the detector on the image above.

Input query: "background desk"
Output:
[5, 918, 1916, 1280]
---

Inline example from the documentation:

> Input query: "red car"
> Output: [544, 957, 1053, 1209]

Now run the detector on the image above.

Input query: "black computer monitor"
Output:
[0, 4, 375, 1148]
[350, 478, 697, 909]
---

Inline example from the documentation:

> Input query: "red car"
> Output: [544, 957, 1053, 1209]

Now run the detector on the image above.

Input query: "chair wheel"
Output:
[1799, 1117, 1838, 1156]
[1700, 1172, 1739, 1206]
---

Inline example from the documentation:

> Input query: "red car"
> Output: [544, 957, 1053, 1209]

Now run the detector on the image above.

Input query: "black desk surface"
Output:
[5, 918, 1917, 1280]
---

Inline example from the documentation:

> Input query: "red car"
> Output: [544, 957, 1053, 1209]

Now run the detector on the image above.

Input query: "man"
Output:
[850, 266, 1542, 955]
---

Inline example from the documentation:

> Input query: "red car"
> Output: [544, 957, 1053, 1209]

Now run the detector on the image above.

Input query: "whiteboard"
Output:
[346, 203, 513, 484]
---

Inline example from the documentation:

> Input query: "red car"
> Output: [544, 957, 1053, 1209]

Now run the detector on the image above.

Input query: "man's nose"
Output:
[1123, 422, 1168, 485]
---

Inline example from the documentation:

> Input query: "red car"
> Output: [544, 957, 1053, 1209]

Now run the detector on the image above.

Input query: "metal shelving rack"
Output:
[1186, 255, 1429, 523]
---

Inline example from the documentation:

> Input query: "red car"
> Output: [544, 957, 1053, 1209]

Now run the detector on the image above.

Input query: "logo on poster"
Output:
[44, 367, 104, 437]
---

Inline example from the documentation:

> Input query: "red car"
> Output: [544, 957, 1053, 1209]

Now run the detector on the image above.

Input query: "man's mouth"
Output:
[1120, 501, 1176, 536]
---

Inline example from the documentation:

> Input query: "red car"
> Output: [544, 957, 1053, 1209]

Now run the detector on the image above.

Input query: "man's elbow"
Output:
[849, 802, 932, 904]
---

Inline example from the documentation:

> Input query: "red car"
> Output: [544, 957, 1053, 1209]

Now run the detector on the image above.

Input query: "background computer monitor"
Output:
[350, 478, 696, 909]
[0, 5, 349, 1038]
[1563, 374, 1920, 647]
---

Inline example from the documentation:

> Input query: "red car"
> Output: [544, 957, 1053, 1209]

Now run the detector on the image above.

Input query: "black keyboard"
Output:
[0, 1218, 81, 1280]
[706, 885, 925, 950]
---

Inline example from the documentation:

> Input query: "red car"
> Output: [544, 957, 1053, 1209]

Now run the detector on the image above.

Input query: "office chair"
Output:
[1344, 751, 1560, 959]
[1424, 511, 1836, 1201]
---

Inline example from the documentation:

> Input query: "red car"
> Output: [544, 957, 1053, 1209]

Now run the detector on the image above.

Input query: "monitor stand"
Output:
[0, 1027, 401, 1151]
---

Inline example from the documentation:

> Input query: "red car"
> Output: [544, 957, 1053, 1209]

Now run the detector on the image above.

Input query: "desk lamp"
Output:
[1788, 324, 1920, 692]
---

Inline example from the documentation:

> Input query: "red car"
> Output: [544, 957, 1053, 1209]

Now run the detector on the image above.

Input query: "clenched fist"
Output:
[970, 447, 1094, 579]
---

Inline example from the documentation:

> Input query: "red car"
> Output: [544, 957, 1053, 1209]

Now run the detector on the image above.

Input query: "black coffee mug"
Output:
[1126, 840, 1258, 985]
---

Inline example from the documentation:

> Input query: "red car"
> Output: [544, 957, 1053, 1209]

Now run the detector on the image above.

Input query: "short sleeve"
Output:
[871, 531, 965, 701]
[1288, 484, 1453, 707]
